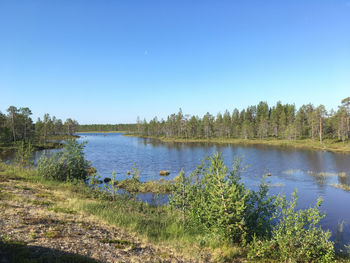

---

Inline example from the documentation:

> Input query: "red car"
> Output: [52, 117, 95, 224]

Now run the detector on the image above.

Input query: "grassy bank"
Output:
[124, 134, 350, 153]
[0, 164, 194, 262]
[0, 164, 214, 262]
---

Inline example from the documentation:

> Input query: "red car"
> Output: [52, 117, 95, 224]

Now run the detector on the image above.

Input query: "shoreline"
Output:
[0, 134, 80, 156]
[123, 134, 350, 153]
[76, 131, 126, 134]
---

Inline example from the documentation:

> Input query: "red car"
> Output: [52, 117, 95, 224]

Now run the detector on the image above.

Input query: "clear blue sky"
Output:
[1, 0, 349, 124]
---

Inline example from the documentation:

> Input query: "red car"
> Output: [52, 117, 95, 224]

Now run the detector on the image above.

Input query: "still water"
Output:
[77, 133, 350, 247]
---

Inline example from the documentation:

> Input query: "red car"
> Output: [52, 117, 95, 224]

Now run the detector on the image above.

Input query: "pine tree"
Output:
[341, 97, 350, 139]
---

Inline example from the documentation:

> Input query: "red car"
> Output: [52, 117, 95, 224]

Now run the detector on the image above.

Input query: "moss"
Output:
[44, 231, 59, 238]
[29, 233, 37, 239]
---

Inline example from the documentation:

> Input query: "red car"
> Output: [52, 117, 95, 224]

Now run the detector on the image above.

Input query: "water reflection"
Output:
[339, 174, 350, 187]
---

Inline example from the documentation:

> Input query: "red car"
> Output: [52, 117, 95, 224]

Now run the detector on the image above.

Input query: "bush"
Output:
[170, 153, 277, 244]
[170, 152, 334, 262]
[37, 140, 90, 181]
[15, 141, 34, 166]
[247, 191, 334, 262]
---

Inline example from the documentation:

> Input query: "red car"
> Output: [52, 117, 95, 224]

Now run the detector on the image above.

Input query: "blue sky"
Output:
[1, 0, 349, 124]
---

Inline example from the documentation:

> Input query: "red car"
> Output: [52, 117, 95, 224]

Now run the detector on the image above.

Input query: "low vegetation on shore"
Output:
[2, 140, 350, 262]
[124, 134, 350, 153]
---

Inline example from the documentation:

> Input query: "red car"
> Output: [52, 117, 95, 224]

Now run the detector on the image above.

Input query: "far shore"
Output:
[74, 131, 350, 153]
[123, 133, 350, 153]
[75, 131, 126, 134]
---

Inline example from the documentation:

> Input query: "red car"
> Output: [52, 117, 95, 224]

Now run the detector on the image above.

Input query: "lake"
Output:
[2, 132, 350, 247]
[77, 132, 350, 247]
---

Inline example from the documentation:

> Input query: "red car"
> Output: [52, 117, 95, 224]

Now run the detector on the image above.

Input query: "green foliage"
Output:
[137, 97, 350, 143]
[199, 154, 248, 242]
[77, 124, 137, 132]
[171, 153, 334, 261]
[37, 140, 90, 181]
[244, 181, 277, 241]
[106, 170, 118, 200]
[15, 141, 34, 166]
[130, 163, 140, 181]
[248, 191, 334, 262]
[88, 172, 101, 188]
[0, 111, 11, 145]
[170, 153, 277, 244]
[0, 105, 79, 147]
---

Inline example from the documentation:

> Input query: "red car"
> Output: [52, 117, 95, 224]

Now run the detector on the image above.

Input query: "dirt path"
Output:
[0, 176, 189, 262]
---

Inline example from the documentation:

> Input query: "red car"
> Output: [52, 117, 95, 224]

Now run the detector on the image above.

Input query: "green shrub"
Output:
[244, 181, 278, 242]
[247, 191, 334, 262]
[170, 152, 334, 261]
[170, 153, 276, 244]
[37, 140, 90, 181]
[106, 170, 118, 200]
[15, 141, 34, 166]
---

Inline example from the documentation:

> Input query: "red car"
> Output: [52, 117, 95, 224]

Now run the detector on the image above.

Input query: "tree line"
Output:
[137, 97, 350, 142]
[0, 106, 79, 146]
[77, 124, 137, 132]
